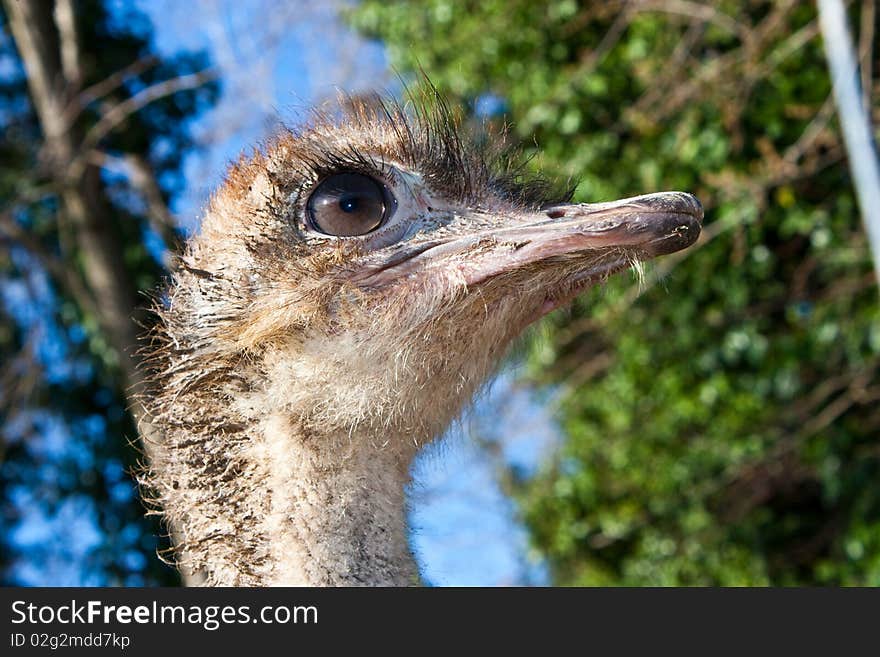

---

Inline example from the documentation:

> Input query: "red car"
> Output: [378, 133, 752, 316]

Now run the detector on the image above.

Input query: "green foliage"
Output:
[351, 0, 880, 584]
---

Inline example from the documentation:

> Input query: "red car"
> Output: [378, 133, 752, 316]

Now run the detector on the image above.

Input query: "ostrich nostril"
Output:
[546, 208, 566, 219]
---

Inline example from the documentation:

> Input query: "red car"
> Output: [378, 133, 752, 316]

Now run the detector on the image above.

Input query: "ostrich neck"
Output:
[256, 412, 418, 586]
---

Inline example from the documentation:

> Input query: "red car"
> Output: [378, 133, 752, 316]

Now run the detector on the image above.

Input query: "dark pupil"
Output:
[307, 173, 387, 236]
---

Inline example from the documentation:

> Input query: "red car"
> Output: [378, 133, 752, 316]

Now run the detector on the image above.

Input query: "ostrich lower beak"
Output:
[359, 191, 703, 290]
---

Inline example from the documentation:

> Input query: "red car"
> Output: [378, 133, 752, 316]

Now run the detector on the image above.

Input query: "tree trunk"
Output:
[2, 0, 202, 586]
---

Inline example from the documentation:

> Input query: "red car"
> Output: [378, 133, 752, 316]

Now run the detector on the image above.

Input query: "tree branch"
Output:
[53, 0, 82, 87]
[858, 0, 875, 112]
[818, 0, 880, 289]
[61, 55, 160, 129]
[0, 209, 99, 321]
[75, 67, 219, 173]
[88, 150, 181, 268]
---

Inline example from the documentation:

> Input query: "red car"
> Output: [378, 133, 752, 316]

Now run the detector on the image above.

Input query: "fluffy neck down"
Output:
[146, 337, 434, 586]
[257, 412, 417, 586]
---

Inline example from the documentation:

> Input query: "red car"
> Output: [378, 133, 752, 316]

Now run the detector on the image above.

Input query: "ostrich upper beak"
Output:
[358, 191, 702, 289]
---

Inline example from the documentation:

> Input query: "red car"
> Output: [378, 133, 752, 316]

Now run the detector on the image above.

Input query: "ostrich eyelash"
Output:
[275, 86, 572, 211]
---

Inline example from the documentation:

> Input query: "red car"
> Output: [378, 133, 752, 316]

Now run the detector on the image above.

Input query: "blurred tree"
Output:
[0, 0, 217, 584]
[350, 0, 880, 584]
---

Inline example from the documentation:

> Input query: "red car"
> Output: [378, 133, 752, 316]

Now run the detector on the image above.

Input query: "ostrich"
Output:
[142, 93, 702, 586]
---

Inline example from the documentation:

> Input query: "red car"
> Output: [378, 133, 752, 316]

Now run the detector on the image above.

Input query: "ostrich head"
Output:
[145, 92, 702, 586]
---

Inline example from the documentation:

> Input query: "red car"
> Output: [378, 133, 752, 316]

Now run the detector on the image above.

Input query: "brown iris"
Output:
[307, 173, 390, 236]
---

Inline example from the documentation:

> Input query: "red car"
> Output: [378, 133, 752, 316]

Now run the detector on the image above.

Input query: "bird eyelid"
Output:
[299, 169, 395, 237]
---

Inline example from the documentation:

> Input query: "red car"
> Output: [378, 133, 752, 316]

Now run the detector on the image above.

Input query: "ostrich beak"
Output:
[359, 191, 703, 290]
[528, 191, 701, 257]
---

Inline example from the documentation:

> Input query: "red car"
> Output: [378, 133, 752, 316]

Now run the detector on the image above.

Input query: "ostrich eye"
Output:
[307, 173, 392, 236]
